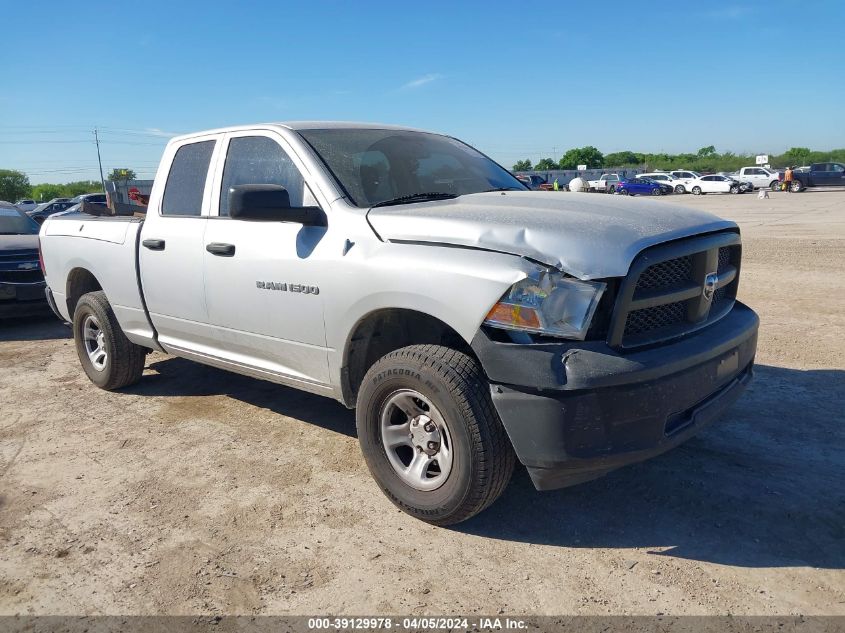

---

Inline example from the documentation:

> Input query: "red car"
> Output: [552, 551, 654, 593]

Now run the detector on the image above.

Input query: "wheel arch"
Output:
[340, 307, 480, 408]
[66, 267, 104, 318]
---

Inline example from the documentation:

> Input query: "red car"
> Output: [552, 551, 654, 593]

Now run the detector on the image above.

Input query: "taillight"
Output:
[38, 236, 46, 275]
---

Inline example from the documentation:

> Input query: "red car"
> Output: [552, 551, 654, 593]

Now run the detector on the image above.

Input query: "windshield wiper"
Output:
[370, 192, 458, 208]
[483, 186, 524, 192]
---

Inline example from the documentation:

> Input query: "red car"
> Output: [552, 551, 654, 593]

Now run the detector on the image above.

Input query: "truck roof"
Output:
[170, 121, 433, 144]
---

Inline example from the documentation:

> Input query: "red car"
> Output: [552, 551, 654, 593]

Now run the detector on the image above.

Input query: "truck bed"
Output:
[40, 212, 156, 349]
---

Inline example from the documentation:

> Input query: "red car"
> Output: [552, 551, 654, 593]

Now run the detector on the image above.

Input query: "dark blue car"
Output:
[615, 177, 669, 196]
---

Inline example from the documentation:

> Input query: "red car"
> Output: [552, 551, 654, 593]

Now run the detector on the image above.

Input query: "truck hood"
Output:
[367, 191, 736, 279]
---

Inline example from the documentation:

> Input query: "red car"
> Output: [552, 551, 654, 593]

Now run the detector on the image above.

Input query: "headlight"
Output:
[483, 270, 606, 340]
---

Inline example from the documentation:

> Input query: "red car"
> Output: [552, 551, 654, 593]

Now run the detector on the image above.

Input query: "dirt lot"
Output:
[1, 189, 843, 617]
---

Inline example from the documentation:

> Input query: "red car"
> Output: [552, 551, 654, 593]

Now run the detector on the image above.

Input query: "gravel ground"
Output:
[1, 189, 843, 616]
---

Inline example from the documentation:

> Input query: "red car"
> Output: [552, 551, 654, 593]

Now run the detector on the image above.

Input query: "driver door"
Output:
[201, 131, 331, 388]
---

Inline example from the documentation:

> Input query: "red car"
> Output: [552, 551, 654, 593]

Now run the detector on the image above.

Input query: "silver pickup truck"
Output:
[39, 122, 759, 525]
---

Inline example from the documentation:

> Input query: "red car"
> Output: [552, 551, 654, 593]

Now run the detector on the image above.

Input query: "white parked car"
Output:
[670, 170, 701, 181]
[639, 172, 690, 194]
[688, 174, 742, 195]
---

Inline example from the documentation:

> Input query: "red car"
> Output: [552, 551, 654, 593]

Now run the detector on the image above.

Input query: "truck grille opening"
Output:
[624, 300, 687, 335]
[635, 255, 693, 291]
[607, 233, 741, 349]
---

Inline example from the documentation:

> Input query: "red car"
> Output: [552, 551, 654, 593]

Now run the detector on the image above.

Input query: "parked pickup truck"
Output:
[39, 122, 759, 525]
[728, 166, 780, 191]
[586, 173, 621, 192]
[780, 162, 845, 192]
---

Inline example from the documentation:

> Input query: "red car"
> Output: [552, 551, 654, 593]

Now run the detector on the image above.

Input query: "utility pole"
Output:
[93, 127, 106, 193]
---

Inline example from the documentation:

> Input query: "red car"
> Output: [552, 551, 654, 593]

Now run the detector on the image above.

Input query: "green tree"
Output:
[63, 180, 103, 196]
[558, 146, 604, 170]
[534, 158, 557, 170]
[108, 168, 137, 181]
[512, 159, 533, 171]
[781, 147, 812, 167]
[697, 145, 717, 158]
[0, 170, 32, 202]
[31, 184, 66, 201]
[604, 151, 640, 166]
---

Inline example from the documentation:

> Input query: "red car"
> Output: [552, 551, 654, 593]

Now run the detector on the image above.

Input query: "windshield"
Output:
[0, 207, 40, 235]
[298, 128, 526, 207]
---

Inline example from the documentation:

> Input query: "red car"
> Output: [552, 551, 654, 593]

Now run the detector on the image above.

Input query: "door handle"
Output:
[142, 238, 165, 251]
[206, 242, 236, 257]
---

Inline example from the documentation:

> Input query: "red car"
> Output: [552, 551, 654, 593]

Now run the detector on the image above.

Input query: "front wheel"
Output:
[651, 187, 662, 196]
[356, 345, 515, 526]
[730, 185, 740, 194]
[692, 186, 702, 195]
[674, 185, 686, 194]
[769, 180, 780, 192]
[790, 180, 803, 192]
[73, 291, 146, 390]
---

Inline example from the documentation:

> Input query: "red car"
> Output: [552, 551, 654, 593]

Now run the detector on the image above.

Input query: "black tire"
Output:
[73, 291, 146, 390]
[692, 186, 702, 195]
[651, 188, 662, 196]
[674, 185, 686, 194]
[769, 180, 779, 192]
[730, 185, 739, 194]
[356, 344, 515, 526]
[620, 188, 629, 196]
[790, 180, 803, 192]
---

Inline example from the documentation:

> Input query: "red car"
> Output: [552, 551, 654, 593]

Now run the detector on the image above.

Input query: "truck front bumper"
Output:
[471, 302, 759, 490]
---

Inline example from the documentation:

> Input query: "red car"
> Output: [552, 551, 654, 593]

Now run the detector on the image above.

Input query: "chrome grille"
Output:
[608, 233, 742, 349]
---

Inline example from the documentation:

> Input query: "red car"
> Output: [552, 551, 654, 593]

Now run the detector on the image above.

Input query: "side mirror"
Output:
[228, 184, 325, 225]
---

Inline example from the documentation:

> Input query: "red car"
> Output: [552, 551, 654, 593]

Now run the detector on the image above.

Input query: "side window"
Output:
[219, 136, 305, 217]
[833, 164, 845, 173]
[161, 140, 215, 216]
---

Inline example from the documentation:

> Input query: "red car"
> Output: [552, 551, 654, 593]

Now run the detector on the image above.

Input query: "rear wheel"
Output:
[790, 180, 803, 192]
[692, 186, 702, 195]
[620, 188, 629, 196]
[356, 345, 515, 526]
[730, 185, 739, 194]
[73, 291, 146, 390]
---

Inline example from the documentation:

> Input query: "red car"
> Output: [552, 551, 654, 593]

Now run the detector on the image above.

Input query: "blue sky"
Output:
[2, 0, 844, 184]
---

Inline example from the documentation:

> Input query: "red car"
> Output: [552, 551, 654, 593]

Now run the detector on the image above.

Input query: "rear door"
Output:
[699, 176, 718, 192]
[139, 134, 221, 352]
[201, 130, 330, 387]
